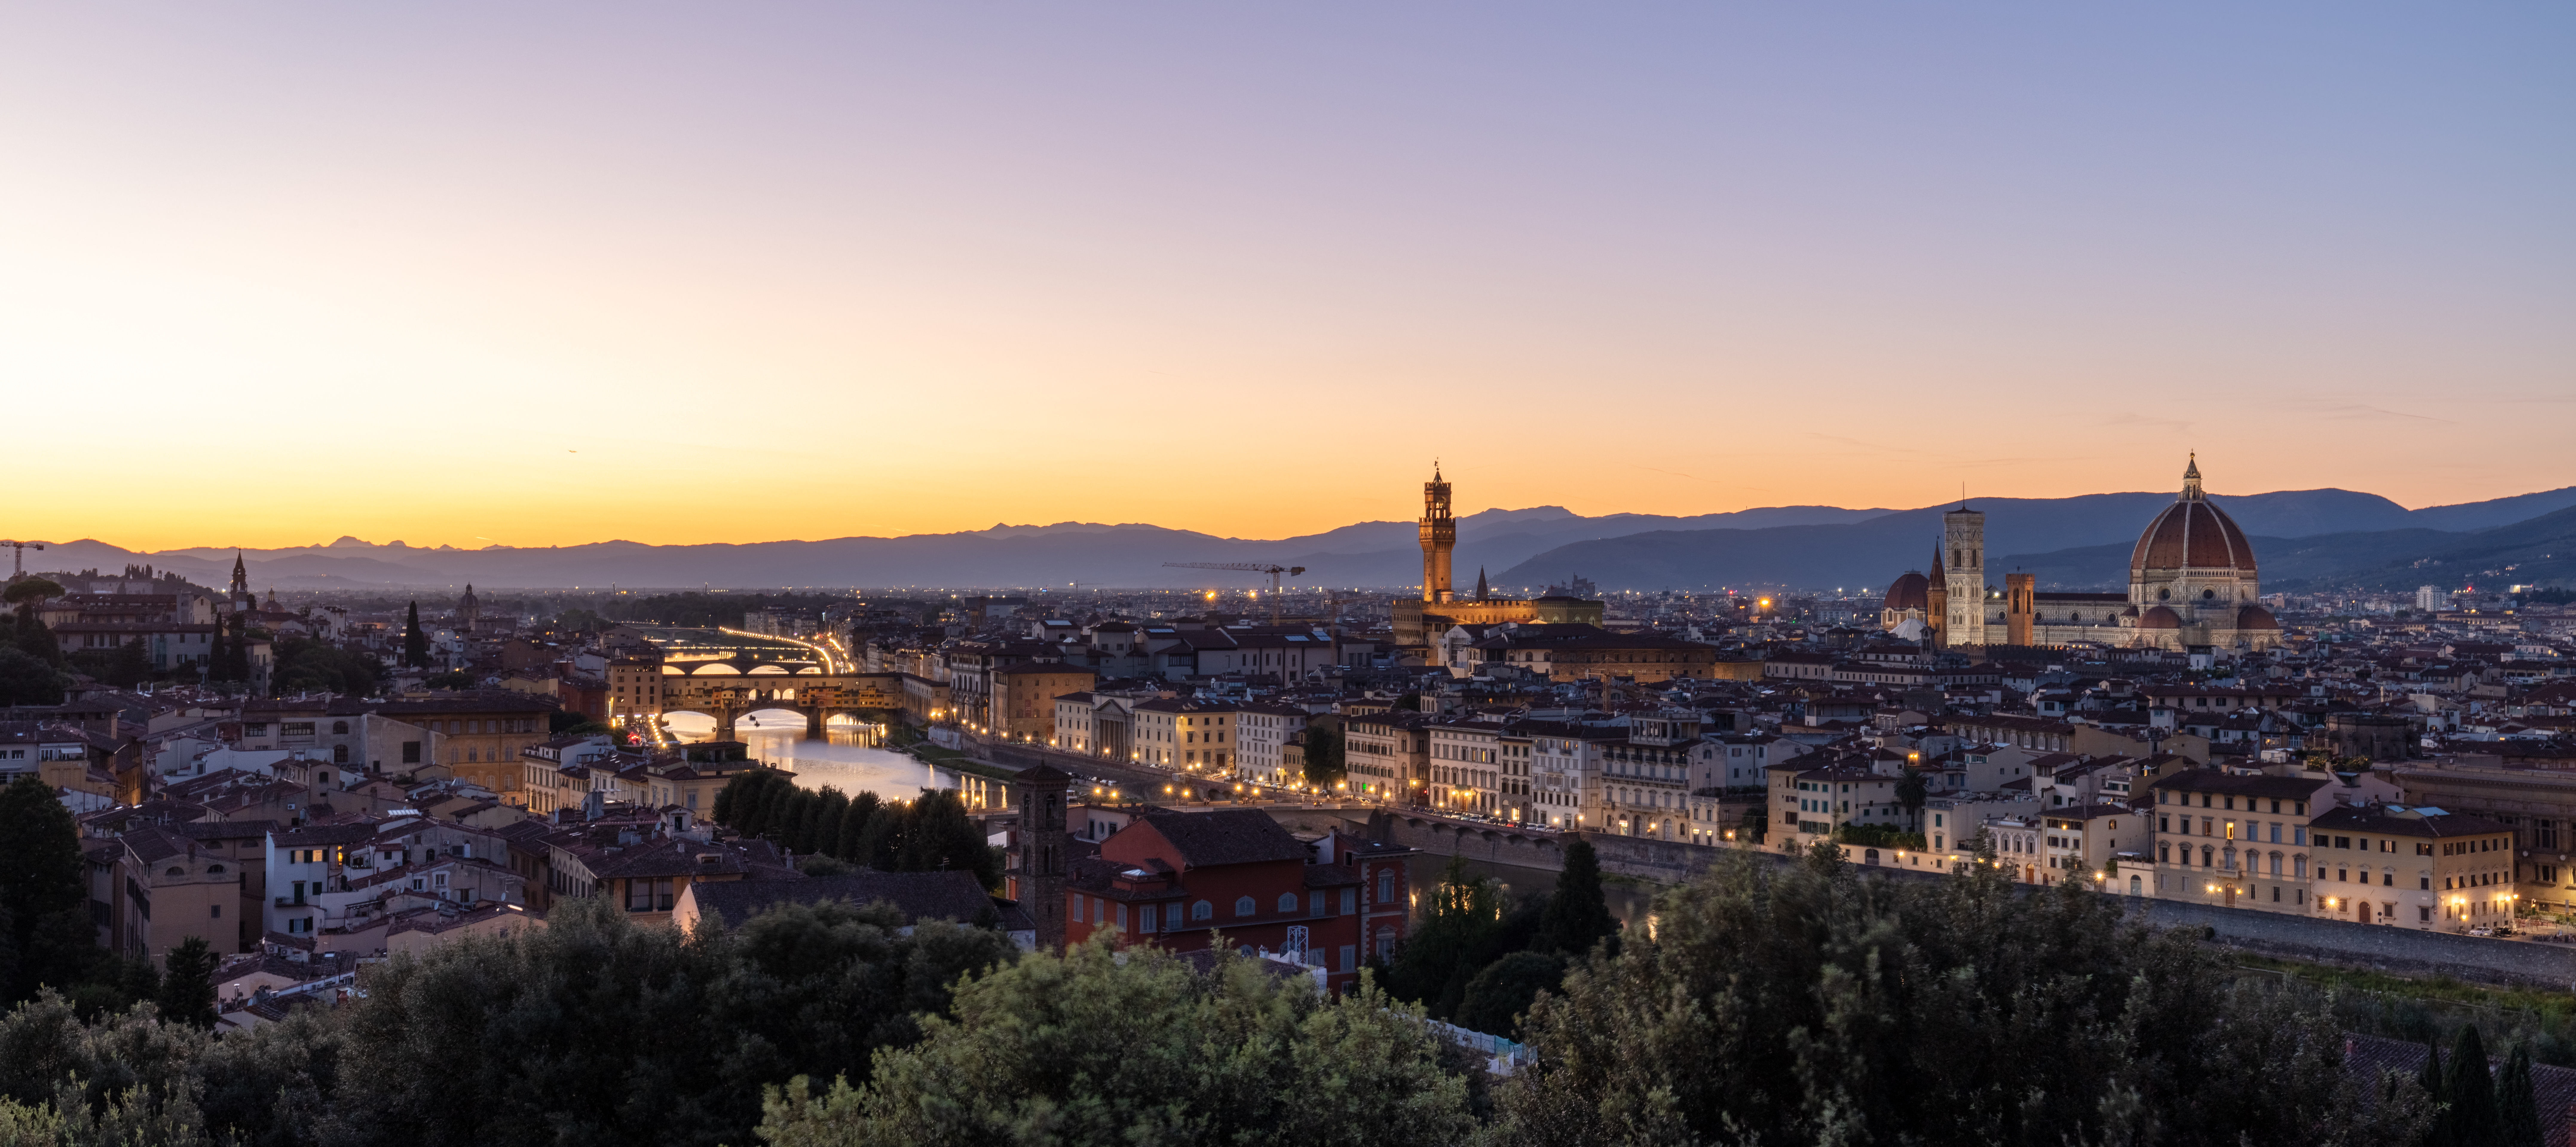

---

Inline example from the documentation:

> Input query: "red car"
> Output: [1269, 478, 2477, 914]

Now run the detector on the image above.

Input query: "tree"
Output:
[755, 938, 1474, 1147]
[270, 636, 382, 696]
[1736, 805, 1768, 845]
[0, 648, 65, 706]
[2420, 1037, 2451, 1146]
[0, 776, 93, 1004]
[895, 790, 1001, 890]
[322, 896, 1011, 1147]
[1537, 839, 1618, 957]
[155, 938, 219, 1030]
[1301, 724, 1346, 790]
[2447, 1025, 2500, 1146]
[402, 601, 429, 669]
[1380, 854, 1530, 1020]
[1452, 950, 1565, 1039]
[2499, 1040, 2544, 1147]
[219, 615, 253, 685]
[1895, 767, 1928, 830]
[4, 577, 64, 669]
[1490, 843, 2436, 1147]
[205, 622, 230, 686]
[834, 792, 884, 863]
[68, 638, 153, 689]
[803, 788, 850, 857]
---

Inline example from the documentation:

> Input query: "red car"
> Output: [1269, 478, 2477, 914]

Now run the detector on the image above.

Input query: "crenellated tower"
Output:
[1420, 465, 1455, 603]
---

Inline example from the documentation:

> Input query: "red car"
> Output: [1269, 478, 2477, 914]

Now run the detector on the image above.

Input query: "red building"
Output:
[1066, 808, 1415, 993]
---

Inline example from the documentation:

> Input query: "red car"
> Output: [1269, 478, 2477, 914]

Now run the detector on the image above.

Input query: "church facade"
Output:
[1882, 458, 2280, 654]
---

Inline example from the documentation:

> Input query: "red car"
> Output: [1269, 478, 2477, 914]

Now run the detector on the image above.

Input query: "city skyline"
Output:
[7, 3, 2572, 550]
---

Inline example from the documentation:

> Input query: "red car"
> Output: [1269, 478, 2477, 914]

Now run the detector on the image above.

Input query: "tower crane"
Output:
[1162, 562, 1305, 623]
[0, 541, 42, 580]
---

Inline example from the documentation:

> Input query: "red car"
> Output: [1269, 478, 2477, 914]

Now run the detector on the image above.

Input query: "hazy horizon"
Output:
[7, 4, 2571, 550]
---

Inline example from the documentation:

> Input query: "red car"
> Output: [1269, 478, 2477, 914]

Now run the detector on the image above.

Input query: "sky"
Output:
[3, 3, 2570, 551]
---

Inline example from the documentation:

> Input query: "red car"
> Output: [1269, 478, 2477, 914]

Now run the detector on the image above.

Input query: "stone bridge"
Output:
[654, 662, 906, 739]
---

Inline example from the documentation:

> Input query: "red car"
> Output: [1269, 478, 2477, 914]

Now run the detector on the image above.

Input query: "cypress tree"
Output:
[2499, 1041, 2544, 1147]
[860, 803, 905, 870]
[157, 936, 220, 1028]
[223, 614, 253, 684]
[2419, 1039, 2451, 1147]
[207, 620, 231, 684]
[760, 782, 803, 845]
[733, 771, 780, 836]
[402, 601, 430, 668]
[809, 788, 850, 857]
[836, 791, 883, 863]
[0, 775, 93, 1002]
[1539, 838, 1620, 956]
[2447, 1025, 2500, 1146]
[712, 772, 743, 826]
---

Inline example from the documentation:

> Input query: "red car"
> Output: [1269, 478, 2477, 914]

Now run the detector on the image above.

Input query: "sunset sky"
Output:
[4, 4, 2569, 552]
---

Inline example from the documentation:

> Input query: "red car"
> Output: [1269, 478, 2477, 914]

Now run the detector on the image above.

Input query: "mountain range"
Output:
[25, 485, 2576, 596]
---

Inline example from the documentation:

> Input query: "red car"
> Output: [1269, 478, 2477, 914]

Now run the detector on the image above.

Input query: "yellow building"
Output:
[992, 662, 1099, 744]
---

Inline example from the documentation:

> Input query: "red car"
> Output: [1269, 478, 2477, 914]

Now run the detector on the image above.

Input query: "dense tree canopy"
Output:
[757, 938, 1474, 1147]
[1490, 843, 2436, 1147]
[0, 647, 65, 706]
[270, 636, 384, 696]
[714, 772, 1000, 890]
[2, 831, 2523, 1147]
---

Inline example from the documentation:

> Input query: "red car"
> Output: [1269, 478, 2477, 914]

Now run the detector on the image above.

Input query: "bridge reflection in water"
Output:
[663, 712, 964, 802]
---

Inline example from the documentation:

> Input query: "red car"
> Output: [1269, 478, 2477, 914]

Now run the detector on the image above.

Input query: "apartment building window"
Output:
[1339, 887, 1355, 914]
[1191, 900, 1213, 922]
[1234, 896, 1256, 918]
[627, 878, 673, 912]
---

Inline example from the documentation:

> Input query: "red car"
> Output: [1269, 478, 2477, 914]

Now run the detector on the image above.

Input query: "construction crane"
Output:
[0, 541, 42, 580]
[1162, 562, 1306, 623]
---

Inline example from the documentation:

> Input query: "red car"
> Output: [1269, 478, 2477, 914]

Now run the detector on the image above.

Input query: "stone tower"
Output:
[1419, 465, 1455, 604]
[2004, 572, 2035, 648]
[1942, 506, 1986, 647]
[1014, 764, 1073, 951]
[226, 551, 252, 612]
[1924, 541, 1948, 647]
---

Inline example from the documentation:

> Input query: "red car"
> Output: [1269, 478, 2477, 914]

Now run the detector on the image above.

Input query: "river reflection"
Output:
[662, 713, 961, 801]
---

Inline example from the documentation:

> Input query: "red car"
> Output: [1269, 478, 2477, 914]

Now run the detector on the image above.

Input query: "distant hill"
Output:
[26, 484, 2576, 592]
[1991, 502, 2576, 592]
[1492, 486, 2576, 593]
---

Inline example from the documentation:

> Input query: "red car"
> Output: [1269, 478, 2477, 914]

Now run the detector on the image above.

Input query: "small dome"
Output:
[1883, 572, 1929, 612]
[2235, 605, 2279, 631]
[2139, 605, 2183, 629]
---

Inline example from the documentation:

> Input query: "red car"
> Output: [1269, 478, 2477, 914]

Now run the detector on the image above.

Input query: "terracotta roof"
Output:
[2342, 1032, 2576, 1145]
[2131, 499, 2256, 574]
[2309, 804, 2512, 839]
[1880, 572, 1929, 611]
[685, 870, 1003, 929]
[1136, 808, 1310, 867]
[2148, 770, 2329, 800]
